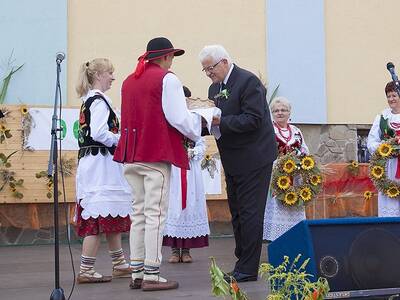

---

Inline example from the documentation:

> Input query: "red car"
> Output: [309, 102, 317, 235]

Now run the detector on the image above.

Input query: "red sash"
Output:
[180, 169, 187, 210]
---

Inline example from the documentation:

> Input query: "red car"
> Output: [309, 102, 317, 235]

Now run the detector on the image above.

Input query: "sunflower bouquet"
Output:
[271, 152, 322, 207]
[201, 152, 220, 179]
[369, 138, 400, 198]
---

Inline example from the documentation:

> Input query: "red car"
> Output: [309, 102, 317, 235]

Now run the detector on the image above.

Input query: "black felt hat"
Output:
[145, 37, 185, 60]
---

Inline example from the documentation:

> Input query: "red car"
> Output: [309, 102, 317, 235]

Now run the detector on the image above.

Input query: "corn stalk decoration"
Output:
[210, 254, 329, 300]
[259, 254, 329, 300]
[210, 257, 249, 300]
[0, 52, 24, 104]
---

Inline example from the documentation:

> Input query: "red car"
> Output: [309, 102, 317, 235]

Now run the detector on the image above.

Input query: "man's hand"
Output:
[212, 116, 221, 126]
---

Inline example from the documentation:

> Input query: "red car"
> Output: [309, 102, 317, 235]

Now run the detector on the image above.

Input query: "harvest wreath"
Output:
[271, 152, 322, 206]
[369, 138, 400, 198]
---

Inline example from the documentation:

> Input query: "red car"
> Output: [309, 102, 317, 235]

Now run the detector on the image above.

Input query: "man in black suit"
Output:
[199, 45, 277, 282]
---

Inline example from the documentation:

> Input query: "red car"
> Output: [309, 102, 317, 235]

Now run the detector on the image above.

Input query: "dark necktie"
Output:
[220, 82, 226, 92]
[216, 83, 226, 108]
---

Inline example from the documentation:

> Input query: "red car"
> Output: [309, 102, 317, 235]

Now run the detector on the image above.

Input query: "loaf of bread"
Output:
[186, 97, 215, 110]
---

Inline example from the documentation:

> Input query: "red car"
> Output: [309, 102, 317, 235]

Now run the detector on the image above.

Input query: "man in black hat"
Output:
[114, 37, 203, 291]
[199, 45, 277, 282]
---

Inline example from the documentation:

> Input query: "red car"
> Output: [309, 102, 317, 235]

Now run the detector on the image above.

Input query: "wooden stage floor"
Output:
[0, 237, 269, 300]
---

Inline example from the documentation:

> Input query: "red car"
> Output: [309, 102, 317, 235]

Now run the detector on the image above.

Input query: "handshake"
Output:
[202, 115, 220, 128]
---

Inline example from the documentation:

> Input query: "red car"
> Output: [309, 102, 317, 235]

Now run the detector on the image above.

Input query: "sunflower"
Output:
[47, 181, 53, 190]
[283, 159, 296, 174]
[0, 124, 6, 132]
[277, 176, 291, 190]
[363, 190, 373, 201]
[284, 192, 298, 205]
[301, 156, 315, 170]
[299, 187, 312, 201]
[351, 161, 359, 168]
[386, 186, 400, 198]
[20, 105, 28, 115]
[378, 143, 393, 157]
[310, 175, 322, 186]
[205, 154, 211, 161]
[371, 166, 384, 179]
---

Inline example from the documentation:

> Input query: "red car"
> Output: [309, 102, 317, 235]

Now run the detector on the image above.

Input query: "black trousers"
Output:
[225, 163, 272, 275]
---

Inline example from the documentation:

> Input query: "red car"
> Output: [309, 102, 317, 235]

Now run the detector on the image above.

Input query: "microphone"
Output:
[387, 62, 398, 81]
[56, 52, 65, 64]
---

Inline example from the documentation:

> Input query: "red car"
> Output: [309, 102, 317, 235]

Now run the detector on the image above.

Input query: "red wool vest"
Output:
[113, 63, 189, 169]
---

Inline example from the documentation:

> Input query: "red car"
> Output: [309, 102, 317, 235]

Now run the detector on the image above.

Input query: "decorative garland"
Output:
[0, 106, 12, 144]
[20, 104, 34, 151]
[369, 138, 400, 198]
[35, 156, 76, 199]
[271, 152, 322, 207]
[0, 151, 24, 199]
[0, 123, 12, 143]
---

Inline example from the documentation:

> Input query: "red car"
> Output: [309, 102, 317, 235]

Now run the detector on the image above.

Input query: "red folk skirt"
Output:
[75, 203, 131, 238]
[162, 235, 209, 248]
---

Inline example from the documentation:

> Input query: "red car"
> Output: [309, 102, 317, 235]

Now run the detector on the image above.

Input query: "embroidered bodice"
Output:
[273, 122, 308, 156]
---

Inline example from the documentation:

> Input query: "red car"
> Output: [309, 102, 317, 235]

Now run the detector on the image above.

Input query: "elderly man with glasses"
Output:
[199, 45, 277, 282]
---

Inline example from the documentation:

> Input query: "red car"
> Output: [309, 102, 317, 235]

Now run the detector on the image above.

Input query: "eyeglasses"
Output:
[202, 60, 223, 72]
[272, 109, 290, 113]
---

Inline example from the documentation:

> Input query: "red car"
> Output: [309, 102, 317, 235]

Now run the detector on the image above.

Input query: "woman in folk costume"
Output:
[367, 81, 400, 217]
[75, 58, 132, 283]
[163, 86, 210, 263]
[263, 97, 309, 241]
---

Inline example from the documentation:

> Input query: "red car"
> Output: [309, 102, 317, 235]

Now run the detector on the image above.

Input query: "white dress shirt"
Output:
[162, 73, 202, 142]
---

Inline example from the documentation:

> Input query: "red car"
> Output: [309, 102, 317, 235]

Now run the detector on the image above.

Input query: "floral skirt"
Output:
[75, 203, 131, 237]
[162, 235, 209, 248]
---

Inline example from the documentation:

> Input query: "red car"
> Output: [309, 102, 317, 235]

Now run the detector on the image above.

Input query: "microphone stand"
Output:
[48, 59, 66, 300]
[394, 81, 400, 97]
[387, 63, 400, 96]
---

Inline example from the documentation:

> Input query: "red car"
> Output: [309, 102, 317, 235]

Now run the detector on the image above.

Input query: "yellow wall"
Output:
[67, 0, 267, 106]
[69, 0, 400, 125]
[326, 0, 400, 124]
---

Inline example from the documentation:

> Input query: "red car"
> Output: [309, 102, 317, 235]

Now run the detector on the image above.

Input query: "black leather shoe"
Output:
[223, 272, 233, 282]
[232, 272, 258, 282]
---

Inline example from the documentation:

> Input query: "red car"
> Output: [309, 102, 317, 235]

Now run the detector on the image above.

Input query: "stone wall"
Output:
[296, 124, 371, 164]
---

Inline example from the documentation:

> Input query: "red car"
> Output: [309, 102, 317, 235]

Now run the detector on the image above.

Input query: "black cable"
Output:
[57, 82, 76, 300]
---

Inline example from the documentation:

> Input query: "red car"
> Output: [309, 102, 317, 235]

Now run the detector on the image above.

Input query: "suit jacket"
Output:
[208, 64, 277, 175]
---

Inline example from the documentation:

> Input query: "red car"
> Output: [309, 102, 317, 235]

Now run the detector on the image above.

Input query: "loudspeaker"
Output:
[268, 217, 400, 298]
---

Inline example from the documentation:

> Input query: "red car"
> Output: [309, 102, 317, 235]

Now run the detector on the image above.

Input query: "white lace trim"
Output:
[263, 196, 305, 241]
[378, 192, 400, 217]
[163, 213, 210, 238]
[78, 193, 132, 220]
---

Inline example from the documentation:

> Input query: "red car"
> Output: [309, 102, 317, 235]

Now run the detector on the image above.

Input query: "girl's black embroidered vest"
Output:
[379, 114, 395, 140]
[78, 94, 119, 160]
